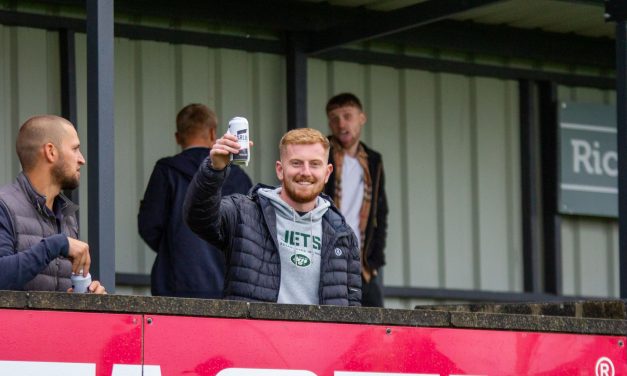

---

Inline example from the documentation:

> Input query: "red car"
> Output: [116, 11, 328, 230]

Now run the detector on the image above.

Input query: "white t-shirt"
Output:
[340, 154, 364, 249]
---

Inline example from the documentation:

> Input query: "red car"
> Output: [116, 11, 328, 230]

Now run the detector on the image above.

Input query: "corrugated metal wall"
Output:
[0, 25, 61, 186]
[74, 34, 288, 293]
[0, 22, 617, 304]
[307, 59, 523, 308]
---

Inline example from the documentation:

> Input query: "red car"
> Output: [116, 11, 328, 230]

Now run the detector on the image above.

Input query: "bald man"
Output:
[0, 115, 105, 293]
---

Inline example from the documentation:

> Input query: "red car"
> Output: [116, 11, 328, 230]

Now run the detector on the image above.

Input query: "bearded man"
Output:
[184, 127, 361, 306]
[0, 115, 105, 293]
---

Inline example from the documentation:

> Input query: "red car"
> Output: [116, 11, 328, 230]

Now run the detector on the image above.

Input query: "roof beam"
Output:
[316, 48, 614, 89]
[384, 20, 615, 69]
[306, 0, 506, 55]
[554, 0, 604, 6]
[113, 0, 351, 31]
[33, 0, 359, 31]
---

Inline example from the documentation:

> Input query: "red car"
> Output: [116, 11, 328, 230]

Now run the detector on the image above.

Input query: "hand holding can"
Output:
[71, 273, 92, 293]
[228, 117, 250, 166]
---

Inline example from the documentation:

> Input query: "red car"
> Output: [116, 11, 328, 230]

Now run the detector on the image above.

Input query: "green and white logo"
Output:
[290, 254, 311, 267]
[283, 230, 321, 250]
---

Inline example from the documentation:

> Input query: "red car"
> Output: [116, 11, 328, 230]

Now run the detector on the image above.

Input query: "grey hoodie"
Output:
[258, 187, 330, 304]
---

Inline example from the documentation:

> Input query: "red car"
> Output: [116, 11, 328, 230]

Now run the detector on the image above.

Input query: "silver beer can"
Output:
[71, 272, 92, 293]
[228, 117, 250, 166]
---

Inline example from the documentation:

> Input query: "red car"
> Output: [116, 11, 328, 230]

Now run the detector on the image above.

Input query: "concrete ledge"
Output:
[0, 290, 28, 309]
[415, 300, 627, 319]
[247, 302, 450, 327]
[24, 292, 250, 318]
[449, 311, 627, 335]
[1, 291, 625, 335]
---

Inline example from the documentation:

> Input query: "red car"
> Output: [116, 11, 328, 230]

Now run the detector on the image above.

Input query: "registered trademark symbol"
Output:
[595, 357, 615, 376]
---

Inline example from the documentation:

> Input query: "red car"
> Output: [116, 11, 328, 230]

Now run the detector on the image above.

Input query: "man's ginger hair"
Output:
[279, 128, 330, 159]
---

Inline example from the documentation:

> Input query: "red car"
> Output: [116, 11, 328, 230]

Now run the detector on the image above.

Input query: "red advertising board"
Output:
[0, 309, 142, 375]
[0, 309, 624, 375]
[143, 315, 626, 376]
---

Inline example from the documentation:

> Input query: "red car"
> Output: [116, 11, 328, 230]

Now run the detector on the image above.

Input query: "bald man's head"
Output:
[16, 115, 73, 172]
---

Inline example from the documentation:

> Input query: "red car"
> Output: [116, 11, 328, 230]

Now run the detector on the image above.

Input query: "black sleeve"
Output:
[138, 163, 172, 252]
[371, 161, 388, 269]
[183, 158, 240, 252]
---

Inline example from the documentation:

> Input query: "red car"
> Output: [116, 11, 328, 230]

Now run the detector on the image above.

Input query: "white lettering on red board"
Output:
[217, 370, 317, 376]
[0, 360, 94, 375]
[217, 370, 485, 376]
[3, 362, 619, 376]
[111, 364, 162, 376]
[0, 362, 485, 376]
[0, 361, 162, 376]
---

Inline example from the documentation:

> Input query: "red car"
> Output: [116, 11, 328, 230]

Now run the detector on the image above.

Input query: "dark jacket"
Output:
[325, 141, 388, 271]
[138, 147, 252, 298]
[0, 172, 73, 291]
[183, 159, 362, 306]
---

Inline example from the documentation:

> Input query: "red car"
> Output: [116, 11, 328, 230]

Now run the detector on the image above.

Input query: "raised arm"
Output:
[183, 133, 246, 250]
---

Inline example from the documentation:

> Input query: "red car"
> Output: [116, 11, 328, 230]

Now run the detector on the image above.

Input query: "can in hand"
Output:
[71, 273, 92, 293]
[228, 117, 250, 166]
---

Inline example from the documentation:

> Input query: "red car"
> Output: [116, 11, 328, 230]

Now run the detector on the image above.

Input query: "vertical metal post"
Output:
[60, 29, 77, 126]
[519, 80, 541, 293]
[616, 20, 627, 298]
[59, 28, 79, 207]
[86, 0, 115, 291]
[286, 32, 308, 130]
[538, 81, 562, 295]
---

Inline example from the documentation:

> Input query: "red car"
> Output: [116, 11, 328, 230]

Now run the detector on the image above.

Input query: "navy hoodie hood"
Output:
[158, 147, 209, 180]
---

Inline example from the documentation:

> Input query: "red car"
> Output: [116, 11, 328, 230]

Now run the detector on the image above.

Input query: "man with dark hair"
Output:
[324, 92, 388, 307]
[0, 115, 105, 293]
[184, 128, 361, 306]
[138, 103, 252, 298]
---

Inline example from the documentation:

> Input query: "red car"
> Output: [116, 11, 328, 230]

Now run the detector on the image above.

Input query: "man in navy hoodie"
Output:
[138, 104, 252, 298]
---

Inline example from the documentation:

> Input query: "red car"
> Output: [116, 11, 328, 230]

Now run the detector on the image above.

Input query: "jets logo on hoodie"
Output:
[290, 254, 311, 267]
[282, 230, 321, 268]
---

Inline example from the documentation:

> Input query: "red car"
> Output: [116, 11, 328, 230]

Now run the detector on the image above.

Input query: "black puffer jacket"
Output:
[183, 159, 362, 306]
